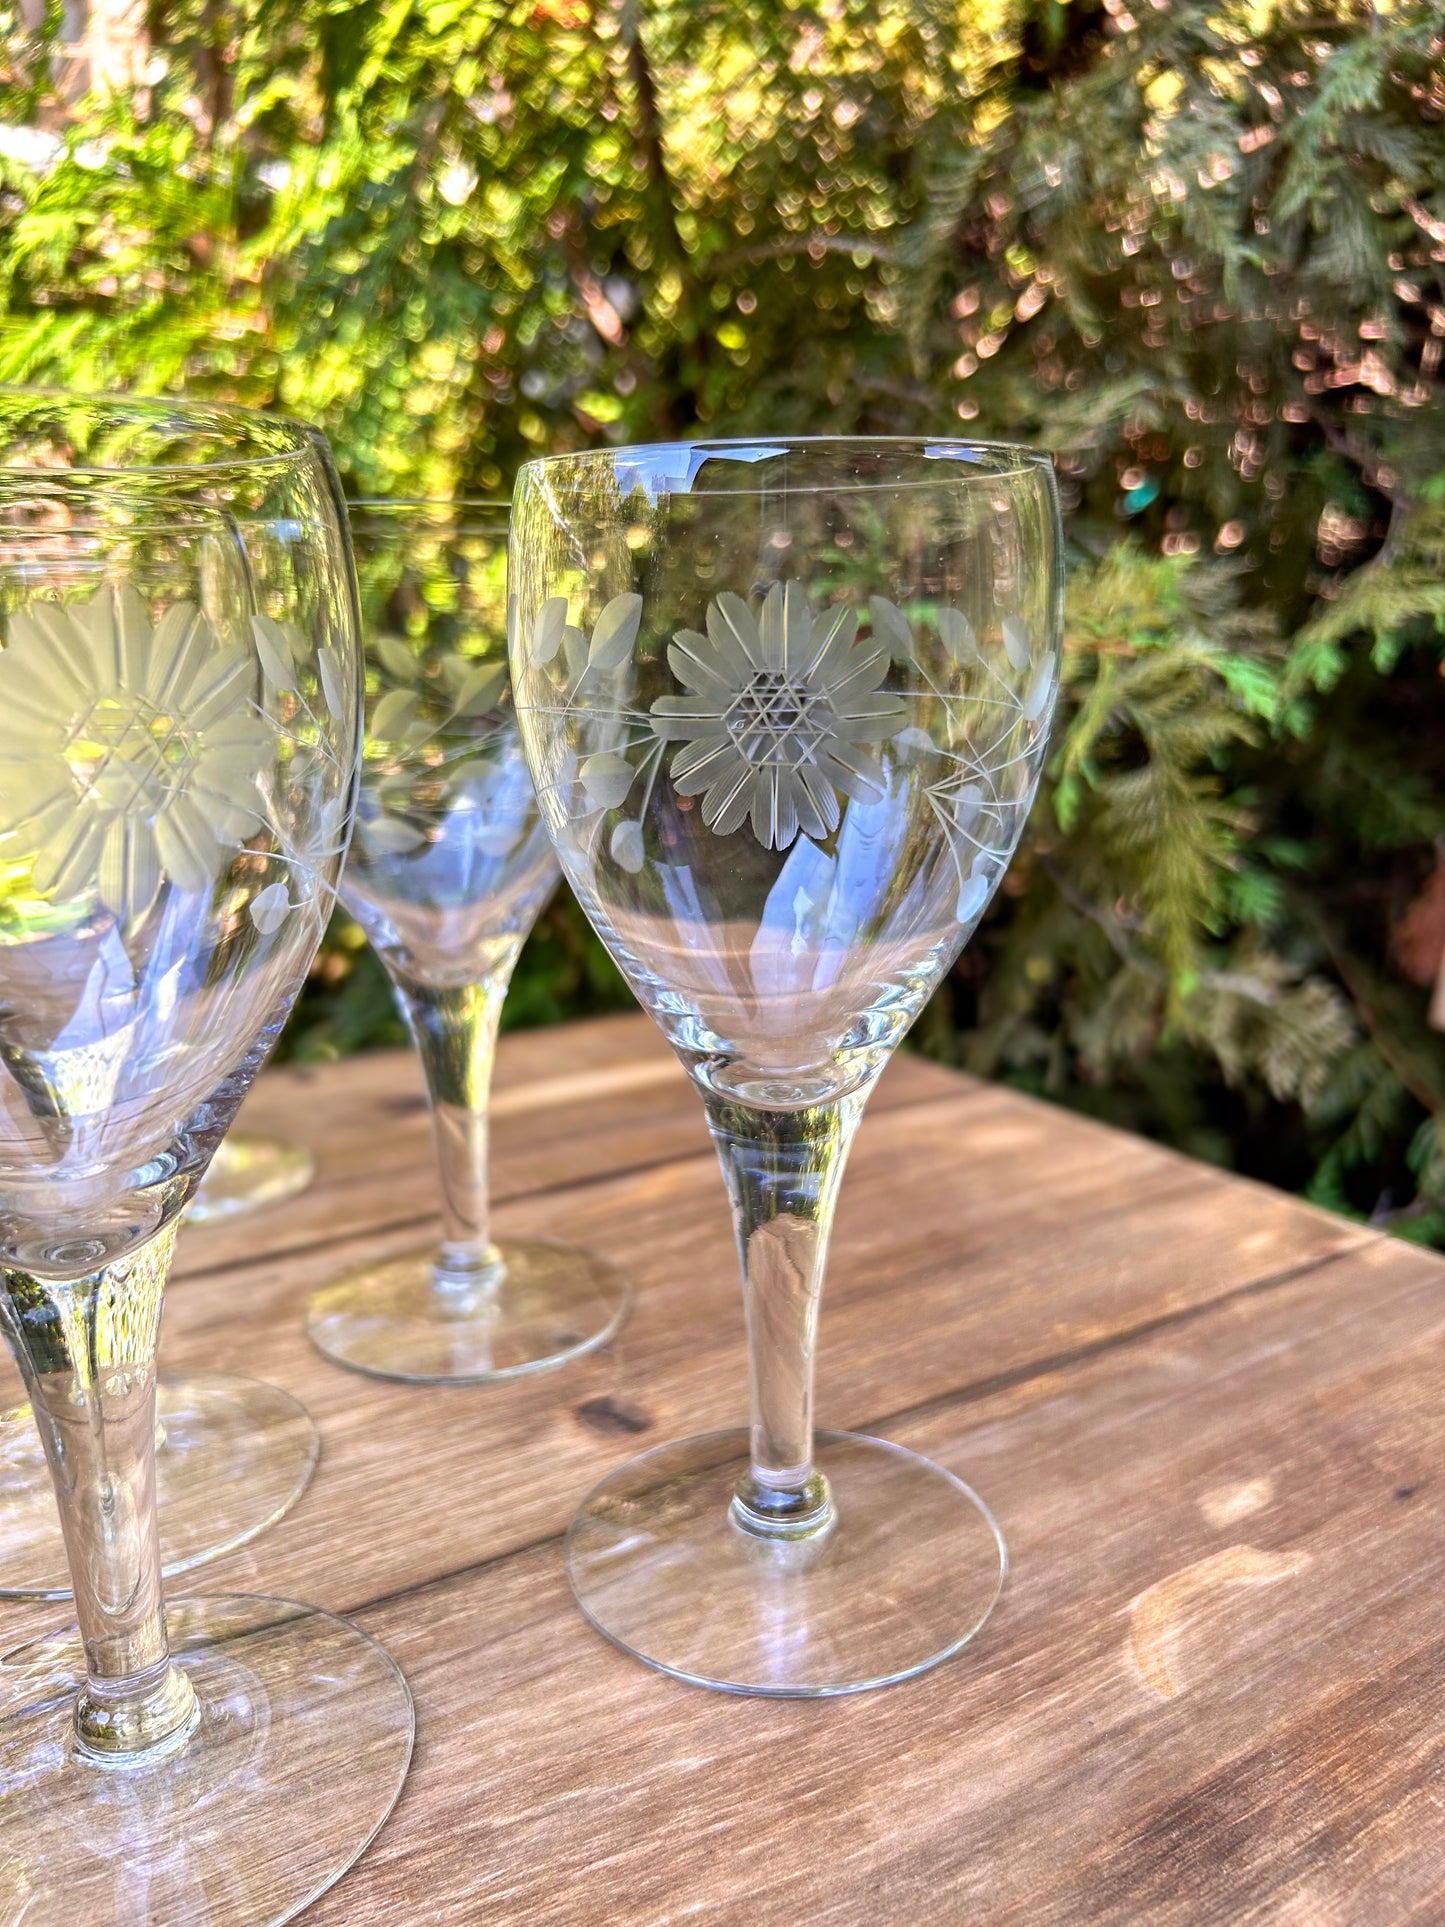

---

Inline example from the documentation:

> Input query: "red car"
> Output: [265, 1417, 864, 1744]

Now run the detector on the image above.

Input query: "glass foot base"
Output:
[0, 1374, 320, 1600]
[0, 1594, 413, 1925]
[567, 1428, 1006, 1697]
[304, 1236, 631, 1384]
[186, 1134, 317, 1225]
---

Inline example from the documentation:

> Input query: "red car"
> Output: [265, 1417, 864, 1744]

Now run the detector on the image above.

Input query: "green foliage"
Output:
[1, 0, 1443, 1235]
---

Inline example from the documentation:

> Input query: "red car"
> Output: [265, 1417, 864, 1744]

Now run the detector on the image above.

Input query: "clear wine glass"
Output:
[511, 437, 1062, 1696]
[303, 500, 629, 1381]
[2, 1129, 319, 1604]
[0, 390, 412, 1920]
[186, 1130, 316, 1222]
[0, 1366, 318, 1600]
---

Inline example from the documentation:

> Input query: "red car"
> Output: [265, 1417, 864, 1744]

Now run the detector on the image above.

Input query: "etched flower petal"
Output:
[181, 648, 254, 732]
[751, 771, 800, 850]
[145, 603, 201, 708]
[806, 605, 859, 680]
[832, 691, 907, 738]
[99, 817, 161, 921]
[703, 763, 757, 835]
[790, 766, 834, 840]
[707, 592, 762, 676]
[650, 694, 729, 741]
[670, 737, 743, 792]
[115, 585, 152, 691]
[57, 595, 115, 690]
[667, 631, 734, 700]
[154, 795, 219, 893]
[5, 603, 93, 711]
[825, 646, 892, 707]
[815, 741, 887, 804]
[756, 582, 787, 671]
[32, 811, 105, 900]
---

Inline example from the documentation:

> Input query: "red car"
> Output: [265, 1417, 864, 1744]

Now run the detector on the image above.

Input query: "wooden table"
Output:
[7, 1013, 1443, 1923]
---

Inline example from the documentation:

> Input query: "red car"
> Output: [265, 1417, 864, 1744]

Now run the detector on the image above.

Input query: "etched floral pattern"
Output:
[352, 635, 512, 863]
[0, 588, 273, 923]
[0, 586, 359, 939]
[650, 582, 905, 850]
[522, 578, 1057, 924]
[867, 593, 1055, 923]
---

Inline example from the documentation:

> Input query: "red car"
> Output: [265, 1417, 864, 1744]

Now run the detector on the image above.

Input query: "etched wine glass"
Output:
[185, 1129, 316, 1223]
[0, 390, 412, 1920]
[303, 500, 628, 1381]
[511, 437, 1062, 1695]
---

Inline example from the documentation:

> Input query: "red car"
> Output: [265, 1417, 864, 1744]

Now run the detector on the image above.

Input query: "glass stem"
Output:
[701, 1086, 867, 1541]
[391, 946, 520, 1297]
[0, 1223, 198, 1765]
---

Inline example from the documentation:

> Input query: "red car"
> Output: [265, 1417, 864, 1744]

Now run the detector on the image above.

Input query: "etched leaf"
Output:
[375, 634, 417, 682]
[318, 645, 349, 722]
[531, 597, 568, 665]
[868, 595, 915, 662]
[364, 814, 428, 855]
[894, 725, 936, 757]
[580, 751, 635, 811]
[610, 818, 646, 873]
[1022, 660, 1053, 722]
[588, 593, 644, 673]
[451, 662, 507, 717]
[561, 624, 589, 680]
[372, 688, 421, 739]
[1002, 616, 1032, 672]
[249, 879, 292, 935]
[253, 614, 297, 690]
[956, 867, 991, 924]
[938, 607, 978, 664]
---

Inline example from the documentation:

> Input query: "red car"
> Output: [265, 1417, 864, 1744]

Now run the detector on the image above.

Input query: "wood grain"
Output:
[302, 1238, 1445, 1927]
[168, 1015, 969, 1282]
[3, 1013, 1435, 1924]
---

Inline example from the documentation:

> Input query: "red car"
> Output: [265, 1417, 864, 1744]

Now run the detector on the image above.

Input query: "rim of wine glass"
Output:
[515, 434, 1056, 494]
[0, 383, 327, 479]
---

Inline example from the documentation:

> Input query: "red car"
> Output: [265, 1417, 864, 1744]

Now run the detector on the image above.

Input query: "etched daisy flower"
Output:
[0, 587, 273, 923]
[650, 581, 905, 850]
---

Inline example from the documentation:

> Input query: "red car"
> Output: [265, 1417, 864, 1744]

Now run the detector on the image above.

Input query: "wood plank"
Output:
[292, 1235, 1445, 1927]
[2, 1019, 1415, 1927]
[169, 1016, 972, 1281]
[148, 1082, 1366, 1617]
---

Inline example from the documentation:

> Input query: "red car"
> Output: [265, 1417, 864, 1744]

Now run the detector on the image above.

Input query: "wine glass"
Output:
[303, 500, 629, 1381]
[510, 436, 1062, 1696]
[0, 390, 412, 1920]
[186, 1130, 316, 1222]
[0, 1365, 318, 1600]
